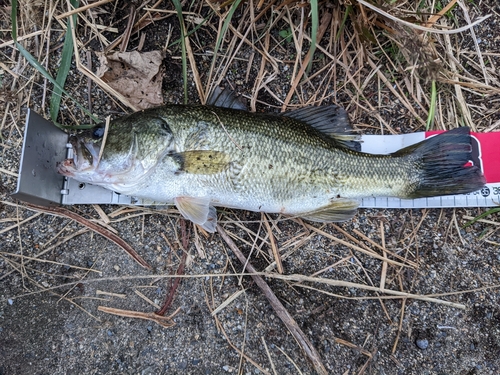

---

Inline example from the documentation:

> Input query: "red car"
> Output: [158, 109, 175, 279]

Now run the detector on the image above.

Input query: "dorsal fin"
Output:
[206, 87, 247, 110]
[283, 105, 361, 151]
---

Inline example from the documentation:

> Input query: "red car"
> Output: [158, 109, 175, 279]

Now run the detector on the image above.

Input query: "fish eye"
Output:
[92, 125, 105, 139]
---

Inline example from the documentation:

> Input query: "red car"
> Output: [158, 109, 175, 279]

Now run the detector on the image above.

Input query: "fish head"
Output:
[58, 111, 177, 189]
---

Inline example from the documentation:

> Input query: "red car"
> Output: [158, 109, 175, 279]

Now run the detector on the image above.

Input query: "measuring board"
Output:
[12, 109, 500, 209]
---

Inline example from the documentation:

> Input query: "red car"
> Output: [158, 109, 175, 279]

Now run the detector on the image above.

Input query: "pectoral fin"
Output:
[172, 150, 230, 174]
[174, 196, 217, 232]
[300, 199, 359, 222]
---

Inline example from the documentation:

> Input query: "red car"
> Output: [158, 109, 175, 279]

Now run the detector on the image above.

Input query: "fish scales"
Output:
[157, 106, 414, 200]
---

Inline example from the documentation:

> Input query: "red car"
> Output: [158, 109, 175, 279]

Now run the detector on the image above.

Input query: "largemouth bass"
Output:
[58, 93, 485, 232]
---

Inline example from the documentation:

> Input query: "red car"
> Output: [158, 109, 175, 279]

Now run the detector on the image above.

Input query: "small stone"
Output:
[416, 338, 429, 350]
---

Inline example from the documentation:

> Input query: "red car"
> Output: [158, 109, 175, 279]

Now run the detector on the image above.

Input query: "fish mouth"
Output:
[57, 136, 101, 177]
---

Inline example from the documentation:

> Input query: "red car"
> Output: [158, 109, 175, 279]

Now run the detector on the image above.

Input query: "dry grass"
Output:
[1, 0, 500, 374]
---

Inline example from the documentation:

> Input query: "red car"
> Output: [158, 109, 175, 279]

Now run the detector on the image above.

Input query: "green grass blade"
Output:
[213, 0, 242, 62]
[11, 0, 97, 126]
[306, 0, 319, 73]
[463, 207, 500, 229]
[50, 0, 79, 123]
[207, 0, 242, 89]
[337, 5, 352, 41]
[172, 0, 188, 104]
[11, 0, 18, 40]
[426, 80, 437, 130]
[168, 13, 211, 48]
[15, 42, 97, 124]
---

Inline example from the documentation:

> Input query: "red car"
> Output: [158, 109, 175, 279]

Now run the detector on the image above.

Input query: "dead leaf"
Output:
[96, 50, 164, 110]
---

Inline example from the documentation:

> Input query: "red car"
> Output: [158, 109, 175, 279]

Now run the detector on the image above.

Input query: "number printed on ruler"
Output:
[478, 184, 500, 198]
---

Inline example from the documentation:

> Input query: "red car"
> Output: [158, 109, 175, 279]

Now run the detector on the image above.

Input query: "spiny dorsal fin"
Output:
[300, 198, 359, 222]
[283, 105, 361, 151]
[206, 87, 247, 110]
[172, 150, 230, 174]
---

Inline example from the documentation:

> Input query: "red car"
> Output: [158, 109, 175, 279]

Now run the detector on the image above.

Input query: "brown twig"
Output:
[334, 337, 373, 359]
[120, 5, 137, 52]
[204, 285, 270, 375]
[305, 224, 408, 267]
[98, 306, 180, 328]
[86, 50, 93, 117]
[281, 12, 332, 111]
[23, 203, 151, 269]
[156, 219, 189, 316]
[104, 0, 165, 53]
[262, 213, 283, 274]
[56, 0, 114, 20]
[392, 298, 407, 354]
[216, 224, 328, 375]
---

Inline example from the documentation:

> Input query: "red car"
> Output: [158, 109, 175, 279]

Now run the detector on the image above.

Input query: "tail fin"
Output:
[393, 127, 485, 198]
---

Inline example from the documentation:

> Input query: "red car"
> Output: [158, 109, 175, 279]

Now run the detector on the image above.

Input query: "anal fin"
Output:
[174, 196, 217, 232]
[300, 199, 359, 222]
